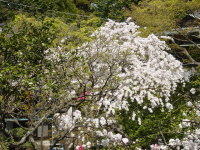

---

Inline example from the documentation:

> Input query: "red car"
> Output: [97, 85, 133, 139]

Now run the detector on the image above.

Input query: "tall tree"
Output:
[0, 16, 186, 149]
[0, 14, 101, 149]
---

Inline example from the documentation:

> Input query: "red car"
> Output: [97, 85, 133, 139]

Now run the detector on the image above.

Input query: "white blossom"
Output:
[166, 103, 173, 110]
[187, 101, 193, 107]
[190, 88, 196, 94]
[182, 119, 191, 128]
[122, 138, 129, 144]
[100, 117, 107, 126]
[101, 139, 110, 146]
[138, 117, 141, 125]
[132, 111, 136, 121]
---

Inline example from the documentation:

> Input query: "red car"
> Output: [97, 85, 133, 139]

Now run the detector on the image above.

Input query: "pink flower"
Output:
[77, 92, 85, 100]
[150, 144, 160, 150]
[76, 145, 84, 150]
[153, 144, 159, 150]
[77, 91, 91, 100]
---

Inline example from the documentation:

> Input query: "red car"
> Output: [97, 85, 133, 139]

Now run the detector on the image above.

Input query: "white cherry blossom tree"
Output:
[51, 18, 186, 149]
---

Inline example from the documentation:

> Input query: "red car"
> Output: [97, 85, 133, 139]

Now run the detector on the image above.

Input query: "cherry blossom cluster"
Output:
[54, 107, 82, 130]
[53, 18, 186, 148]
[78, 18, 184, 119]
[150, 129, 200, 150]
[167, 128, 200, 150]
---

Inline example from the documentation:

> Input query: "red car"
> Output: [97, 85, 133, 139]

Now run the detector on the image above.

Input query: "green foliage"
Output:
[63, 16, 102, 48]
[92, 0, 132, 21]
[188, 46, 200, 62]
[0, 3, 16, 22]
[132, 0, 142, 4]
[21, 142, 33, 149]
[0, 138, 9, 150]
[12, 14, 101, 46]
[9, 128, 33, 149]
[0, 17, 54, 80]
[74, 0, 94, 12]
[0, 16, 57, 120]
[0, 14, 101, 148]
[119, 105, 183, 148]
[0, 14, 99, 102]
[0, 0, 143, 22]
[128, 0, 200, 35]
[10, 128, 27, 139]
[13, 0, 78, 13]
[0, 0, 79, 22]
